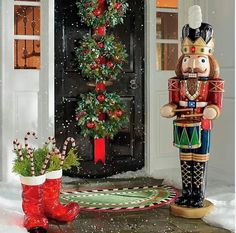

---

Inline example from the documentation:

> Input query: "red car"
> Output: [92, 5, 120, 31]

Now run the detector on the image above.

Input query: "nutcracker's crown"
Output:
[182, 37, 214, 55]
[181, 5, 215, 55]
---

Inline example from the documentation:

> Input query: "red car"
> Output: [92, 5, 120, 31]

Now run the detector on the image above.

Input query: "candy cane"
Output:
[45, 136, 56, 149]
[46, 137, 61, 158]
[40, 151, 53, 175]
[13, 139, 23, 161]
[24, 132, 37, 157]
[52, 147, 62, 159]
[60, 137, 76, 168]
[29, 151, 35, 176]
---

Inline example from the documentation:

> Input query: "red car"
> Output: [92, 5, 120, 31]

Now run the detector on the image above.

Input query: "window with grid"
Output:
[156, 0, 178, 70]
[14, 0, 41, 69]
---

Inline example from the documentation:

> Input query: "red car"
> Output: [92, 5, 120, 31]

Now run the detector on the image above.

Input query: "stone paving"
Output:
[47, 177, 230, 233]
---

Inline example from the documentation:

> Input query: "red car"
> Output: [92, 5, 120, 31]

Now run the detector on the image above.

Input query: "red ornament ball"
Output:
[87, 121, 95, 129]
[98, 113, 106, 121]
[107, 61, 114, 68]
[90, 64, 98, 70]
[95, 56, 106, 64]
[97, 94, 106, 102]
[95, 83, 106, 92]
[114, 2, 122, 10]
[94, 26, 106, 36]
[115, 109, 123, 117]
[97, 42, 104, 48]
[93, 9, 101, 17]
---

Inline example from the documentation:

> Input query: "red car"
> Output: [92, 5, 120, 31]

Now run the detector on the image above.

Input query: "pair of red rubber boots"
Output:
[20, 170, 80, 233]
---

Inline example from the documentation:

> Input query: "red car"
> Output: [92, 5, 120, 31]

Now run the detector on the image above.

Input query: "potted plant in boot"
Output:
[12, 133, 81, 233]
[43, 137, 81, 222]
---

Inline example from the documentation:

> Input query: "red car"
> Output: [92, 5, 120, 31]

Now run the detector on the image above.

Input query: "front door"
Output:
[55, 0, 144, 177]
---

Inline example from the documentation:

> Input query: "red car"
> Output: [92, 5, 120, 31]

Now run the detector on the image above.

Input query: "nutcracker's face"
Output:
[182, 55, 210, 78]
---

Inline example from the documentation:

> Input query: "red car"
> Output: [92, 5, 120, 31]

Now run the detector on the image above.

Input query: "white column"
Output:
[38, 0, 55, 144]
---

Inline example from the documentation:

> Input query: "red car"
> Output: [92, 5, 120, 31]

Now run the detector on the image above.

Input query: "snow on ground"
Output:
[108, 167, 147, 179]
[0, 182, 26, 233]
[203, 181, 235, 233]
[0, 169, 234, 233]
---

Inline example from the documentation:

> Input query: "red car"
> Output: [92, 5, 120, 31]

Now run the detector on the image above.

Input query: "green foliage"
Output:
[12, 146, 81, 176]
[47, 148, 81, 172]
[76, 92, 128, 138]
[76, 0, 129, 28]
[75, 34, 128, 82]
[12, 146, 49, 177]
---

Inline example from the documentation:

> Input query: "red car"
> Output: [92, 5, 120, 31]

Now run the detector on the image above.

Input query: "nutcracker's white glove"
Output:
[160, 104, 177, 118]
[203, 104, 220, 120]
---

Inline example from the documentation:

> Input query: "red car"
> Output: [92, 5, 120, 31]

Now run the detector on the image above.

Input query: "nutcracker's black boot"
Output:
[190, 161, 207, 208]
[175, 160, 192, 206]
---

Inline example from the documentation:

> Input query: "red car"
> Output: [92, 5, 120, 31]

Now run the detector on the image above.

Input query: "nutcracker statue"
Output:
[161, 5, 224, 217]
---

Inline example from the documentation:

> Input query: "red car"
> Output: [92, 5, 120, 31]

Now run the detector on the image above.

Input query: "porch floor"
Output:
[48, 178, 230, 233]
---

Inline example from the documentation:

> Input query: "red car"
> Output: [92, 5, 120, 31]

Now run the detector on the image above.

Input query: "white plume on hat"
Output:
[188, 5, 202, 29]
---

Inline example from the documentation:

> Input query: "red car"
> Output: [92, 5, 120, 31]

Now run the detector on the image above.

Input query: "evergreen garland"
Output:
[76, 92, 128, 138]
[76, 0, 128, 28]
[75, 34, 128, 82]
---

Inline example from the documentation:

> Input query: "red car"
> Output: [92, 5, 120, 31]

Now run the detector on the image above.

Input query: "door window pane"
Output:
[156, 0, 178, 8]
[156, 12, 178, 39]
[14, 40, 40, 69]
[156, 43, 178, 70]
[14, 6, 40, 35]
[14, 1, 41, 70]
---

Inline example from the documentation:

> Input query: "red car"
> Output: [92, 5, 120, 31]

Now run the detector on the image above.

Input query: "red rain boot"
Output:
[44, 170, 80, 222]
[21, 175, 48, 233]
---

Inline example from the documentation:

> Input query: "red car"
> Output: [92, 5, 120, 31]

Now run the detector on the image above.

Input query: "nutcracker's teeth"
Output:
[188, 73, 197, 78]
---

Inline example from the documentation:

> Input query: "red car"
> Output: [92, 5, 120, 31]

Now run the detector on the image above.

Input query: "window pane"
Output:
[156, 12, 178, 39]
[14, 40, 40, 69]
[14, 6, 40, 35]
[156, 43, 178, 70]
[156, 0, 178, 8]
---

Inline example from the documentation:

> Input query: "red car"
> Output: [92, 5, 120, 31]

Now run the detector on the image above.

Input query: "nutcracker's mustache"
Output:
[183, 67, 207, 73]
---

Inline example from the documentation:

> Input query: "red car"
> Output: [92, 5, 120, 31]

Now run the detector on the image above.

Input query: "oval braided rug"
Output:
[60, 185, 179, 212]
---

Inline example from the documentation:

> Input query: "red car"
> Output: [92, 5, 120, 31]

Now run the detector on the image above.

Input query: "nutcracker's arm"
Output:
[204, 78, 224, 119]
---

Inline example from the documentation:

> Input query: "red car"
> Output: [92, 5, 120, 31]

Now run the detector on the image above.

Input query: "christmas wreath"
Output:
[76, 0, 128, 28]
[75, 92, 128, 138]
[75, 34, 128, 82]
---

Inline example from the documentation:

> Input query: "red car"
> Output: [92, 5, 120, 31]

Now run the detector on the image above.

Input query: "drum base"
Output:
[170, 200, 214, 219]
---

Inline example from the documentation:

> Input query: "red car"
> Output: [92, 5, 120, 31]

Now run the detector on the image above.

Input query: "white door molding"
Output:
[0, 0, 53, 181]
[144, 0, 194, 177]
[38, 0, 55, 144]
